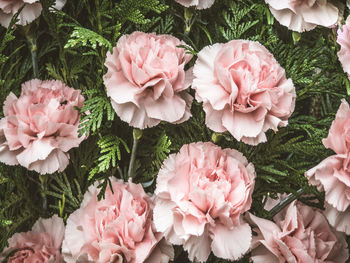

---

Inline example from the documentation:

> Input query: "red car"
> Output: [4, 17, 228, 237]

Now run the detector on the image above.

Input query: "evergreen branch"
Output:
[78, 90, 115, 137]
[65, 26, 113, 51]
[89, 134, 130, 180]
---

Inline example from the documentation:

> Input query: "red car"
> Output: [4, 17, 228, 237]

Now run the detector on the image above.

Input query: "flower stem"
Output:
[184, 8, 195, 35]
[30, 38, 39, 78]
[24, 27, 39, 78]
[127, 129, 142, 178]
[39, 174, 48, 211]
[268, 188, 304, 219]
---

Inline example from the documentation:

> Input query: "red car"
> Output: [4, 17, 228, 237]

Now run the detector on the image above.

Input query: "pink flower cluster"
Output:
[103, 31, 193, 129]
[0, 79, 85, 174]
[153, 142, 256, 262]
[62, 178, 173, 263]
[0, 215, 65, 263]
[248, 198, 349, 262]
[192, 40, 296, 145]
[0, 0, 66, 28]
[265, 0, 339, 32]
[104, 33, 296, 146]
[306, 99, 350, 234]
[1, 179, 174, 263]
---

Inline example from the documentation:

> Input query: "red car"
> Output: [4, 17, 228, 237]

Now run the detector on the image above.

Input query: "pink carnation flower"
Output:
[337, 16, 350, 79]
[174, 0, 215, 9]
[0, 79, 85, 174]
[0, 0, 66, 28]
[305, 99, 350, 234]
[103, 31, 193, 129]
[62, 178, 174, 263]
[248, 200, 349, 263]
[0, 215, 65, 263]
[265, 0, 339, 32]
[153, 142, 255, 262]
[192, 40, 296, 145]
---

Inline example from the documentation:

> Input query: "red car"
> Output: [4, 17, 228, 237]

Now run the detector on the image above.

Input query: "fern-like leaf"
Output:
[89, 135, 130, 180]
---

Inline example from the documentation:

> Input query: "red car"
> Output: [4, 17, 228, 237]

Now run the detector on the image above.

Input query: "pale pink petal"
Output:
[143, 94, 186, 123]
[302, 2, 338, 28]
[305, 155, 350, 211]
[211, 222, 252, 260]
[203, 104, 226, 132]
[153, 199, 176, 234]
[17, 2, 42, 26]
[0, 144, 19, 165]
[265, 0, 338, 32]
[223, 111, 265, 141]
[247, 213, 281, 247]
[322, 99, 350, 154]
[337, 19, 350, 77]
[183, 227, 211, 262]
[111, 101, 160, 129]
[324, 204, 350, 235]
[144, 239, 174, 263]
[175, 0, 215, 9]
[52, 0, 66, 10]
[32, 214, 65, 249]
[28, 149, 69, 174]
[251, 247, 280, 263]
[265, 0, 292, 10]
[16, 139, 55, 168]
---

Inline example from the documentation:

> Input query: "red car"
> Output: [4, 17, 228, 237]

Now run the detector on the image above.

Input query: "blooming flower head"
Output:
[0, 0, 66, 28]
[305, 99, 350, 234]
[337, 16, 350, 80]
[248, 199, 349, 263]
[192, 40, 296, 145]
[62, 178, 173, 263]
[0, 215, 65, 263]
[153, 142, 255, 262]
[174, 0, 215, 9]
[0, 79, 85, 174]
[265, 0, 339, 32]
[103, 31, 193, 129]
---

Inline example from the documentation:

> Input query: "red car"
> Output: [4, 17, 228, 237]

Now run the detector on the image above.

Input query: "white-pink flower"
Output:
[174, 0, 215, 9]
[305, 99, 350, 234]
[248, 200, 349, 263]
[0, 215, 65, 263]
[265, 0, 339, 32]
[0, 0, 66, 28]
[0, 79, 85, 174]
[337, 16, 350, 79]
[153, 142, 255, 262]
[62, 178, 174, 263]
[192, 40, 296, 145]
[103, 31, 193, 129]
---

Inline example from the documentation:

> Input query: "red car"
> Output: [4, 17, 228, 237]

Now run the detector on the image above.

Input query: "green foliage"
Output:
[1, 0, 350, 260]
[136, 130, 172, 186]
[0, 167, 38, 249]
[47, 173, 84, 217]
[78, 89, 115, 137]
[89, 134, 130, 180]
[116, 0, 168, 24]
[220, 0, 261, 41]
[64, 26, 114, 51]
